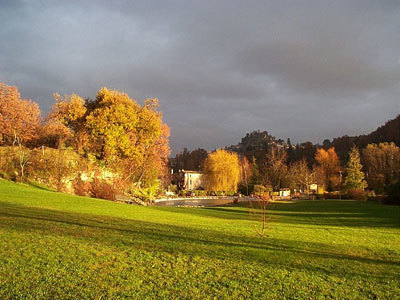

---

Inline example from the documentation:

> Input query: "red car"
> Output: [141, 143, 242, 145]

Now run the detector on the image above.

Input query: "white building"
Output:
[310, 184, 318, 194]
[182, 170, 203, 190]
[279, 188, 291, 197]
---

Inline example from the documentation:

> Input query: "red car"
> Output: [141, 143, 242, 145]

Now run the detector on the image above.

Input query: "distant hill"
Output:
[324, 114, 400, 161]
[226, 130, 286, 154]
[225, 114, 400, 164]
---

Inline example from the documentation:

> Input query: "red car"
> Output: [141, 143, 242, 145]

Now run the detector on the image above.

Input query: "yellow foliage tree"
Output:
[314, 147, 341, 191]
[362, 142, 400, 190]
[47, 87, 170, 189]
[86, 87, 169, 188]
[46, 93, 87, 150]
[203, 149, 240, 192]
[86, 87, 143, 160]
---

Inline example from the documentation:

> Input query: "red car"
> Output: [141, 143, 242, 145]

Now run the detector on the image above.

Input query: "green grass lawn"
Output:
[0, 179, 399, 299]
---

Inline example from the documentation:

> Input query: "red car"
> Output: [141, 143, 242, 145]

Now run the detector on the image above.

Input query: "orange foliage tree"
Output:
[0, 83, 40, 146]
[314, 147, 342, 191]
[0, 83, 41, 181]
[45, 93, 88, 151]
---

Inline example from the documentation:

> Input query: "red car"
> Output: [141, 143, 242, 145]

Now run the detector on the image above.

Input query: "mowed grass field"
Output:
[0, 179, 399, 299]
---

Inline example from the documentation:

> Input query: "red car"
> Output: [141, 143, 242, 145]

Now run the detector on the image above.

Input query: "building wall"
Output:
[184, 172, 203, 190]
[279, 189, 291, 197]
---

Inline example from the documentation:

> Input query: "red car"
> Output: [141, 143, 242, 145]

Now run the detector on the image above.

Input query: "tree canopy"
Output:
[0, 83, 40, 145]
[203, 149, 240, 192]
[314, 147, 342, 191]
[362, 142, 400, 190]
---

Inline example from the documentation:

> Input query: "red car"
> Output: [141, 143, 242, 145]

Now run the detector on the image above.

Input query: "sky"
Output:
[1, 0, 399, 154]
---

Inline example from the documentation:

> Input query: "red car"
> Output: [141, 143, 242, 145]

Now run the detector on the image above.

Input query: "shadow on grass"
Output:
[26, 182, 56, 192]
[153, 200, 400, 229]
[268, 200, 400, 228]
[0, 202, 399, 281]
[152, 206, 252, 221]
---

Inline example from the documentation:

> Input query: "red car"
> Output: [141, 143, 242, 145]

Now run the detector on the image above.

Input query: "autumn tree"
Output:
[261, 147, 288, 191]
[173, 148, 208, 172]
[41, 87, 170, 193]
[0, 83, 41, 181]
[250, 184, 272, 237]
[0, 83, 40, 146]
[45, 93, 89, 152]
[288, 158, 314, 195]
[86, 88, 145, 160]
[130, 121, 171, 188]
[343, 146, 367, 190]
[86, 88, 169, 188]
[239, 156, 252, 195]
[314, 147, 342, 191]
[203, 149, 240, 192]
[287, 141, 317, 168]
[39, 119, 72, 149]
[362, 143, 400, 191]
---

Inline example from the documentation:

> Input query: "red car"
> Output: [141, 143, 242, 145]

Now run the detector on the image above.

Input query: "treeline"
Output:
[323, 115, 400, 162]
[172, 128, 400, 201]
[170, 148, 208, 172]
[0, 83, 170, 201]
[225, 115, 400, 167]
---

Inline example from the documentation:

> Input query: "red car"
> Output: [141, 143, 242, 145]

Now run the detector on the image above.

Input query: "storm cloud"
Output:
[1, 0, 399, 153]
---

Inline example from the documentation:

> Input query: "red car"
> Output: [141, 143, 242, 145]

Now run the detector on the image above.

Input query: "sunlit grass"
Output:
[0, 179, 399, 299]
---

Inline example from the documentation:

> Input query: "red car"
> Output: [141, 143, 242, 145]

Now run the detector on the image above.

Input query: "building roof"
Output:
[181, 170, 202, 174]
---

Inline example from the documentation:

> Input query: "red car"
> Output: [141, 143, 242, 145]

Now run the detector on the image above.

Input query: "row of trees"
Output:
[187, 143, 399, 197]
[0, 83, 170, 200]
[252, 144, 398, 195]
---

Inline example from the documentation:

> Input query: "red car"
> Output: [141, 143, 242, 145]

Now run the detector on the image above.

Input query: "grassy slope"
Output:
[0, 179, 399, 299]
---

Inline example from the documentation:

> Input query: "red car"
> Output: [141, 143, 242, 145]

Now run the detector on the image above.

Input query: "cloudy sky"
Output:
[1, 0, 399, 153]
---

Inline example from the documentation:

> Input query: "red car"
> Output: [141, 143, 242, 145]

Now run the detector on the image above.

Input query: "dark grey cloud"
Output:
[1, 0, 399, 154]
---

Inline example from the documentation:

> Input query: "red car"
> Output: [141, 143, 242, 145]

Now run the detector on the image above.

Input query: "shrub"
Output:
[383, 182, 400, 205]
[347, 189, 367, 201]
[254, 185, 272, 198]
[194, 190, 207, 197]
[72, 177, 91, 196]
[226, 190, 235, 196]
[366, 190, 376, 197]
[178, 190, 187, 197]
[0, 171, 9, 180]
[324, 191, 340, 199]
[169, 184, 178, 193]
[0, 147, 19, 181]
[130, 184, 160, 203]
[28, 148, 78, 192]
[89, 178, 116, 201]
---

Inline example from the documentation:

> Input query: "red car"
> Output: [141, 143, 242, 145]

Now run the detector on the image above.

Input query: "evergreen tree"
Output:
[344, 146, 367, 190]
